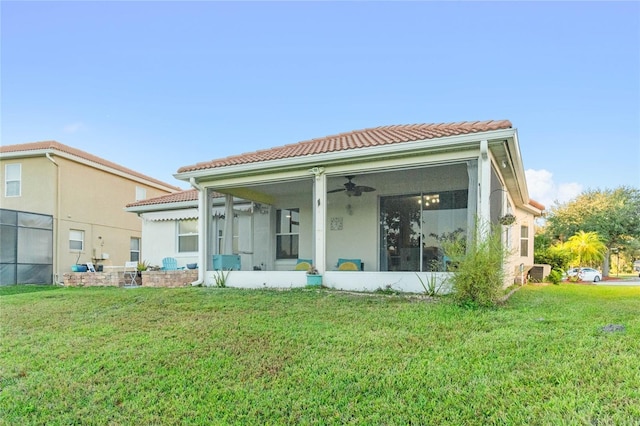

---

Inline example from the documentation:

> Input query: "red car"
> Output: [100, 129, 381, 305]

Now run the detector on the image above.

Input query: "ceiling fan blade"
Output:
[356, 185, 376, 193]
[327, 188, 346, 193]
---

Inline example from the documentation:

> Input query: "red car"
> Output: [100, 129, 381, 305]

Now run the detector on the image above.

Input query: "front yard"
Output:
[1, 284, 638, 424]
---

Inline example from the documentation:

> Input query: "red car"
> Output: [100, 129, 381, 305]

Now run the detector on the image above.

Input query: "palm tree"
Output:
[566, 231, 606, 267]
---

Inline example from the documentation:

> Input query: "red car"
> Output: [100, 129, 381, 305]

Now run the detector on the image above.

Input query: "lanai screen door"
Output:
[0, 209, 53, 285]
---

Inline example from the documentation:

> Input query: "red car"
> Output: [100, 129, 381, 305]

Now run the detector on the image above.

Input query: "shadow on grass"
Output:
[0, 285, 61, 297]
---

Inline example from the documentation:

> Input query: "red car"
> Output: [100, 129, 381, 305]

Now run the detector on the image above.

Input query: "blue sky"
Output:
[2, 1, 639, 208]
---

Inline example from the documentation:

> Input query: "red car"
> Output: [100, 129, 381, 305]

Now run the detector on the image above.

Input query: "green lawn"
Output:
[1, 284, 639, 425]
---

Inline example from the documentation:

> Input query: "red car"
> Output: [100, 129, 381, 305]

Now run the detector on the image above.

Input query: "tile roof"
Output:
[178, 120, 512, 173]
[126, 189, 199, 208]
[528, 199, 545, 211]
[126, 189, 225, 208]
[1, 140, 181, 191]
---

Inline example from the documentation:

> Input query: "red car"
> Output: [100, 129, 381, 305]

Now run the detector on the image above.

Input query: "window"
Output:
[69, 229, 84, 251]
[5, 164, 21, 197]
[276, 208, 299, 259]
[520, 224, 529, 257]
[178, 220, 198, 253]
[130, 237, 140, 262]
[135, 186, 146, 201]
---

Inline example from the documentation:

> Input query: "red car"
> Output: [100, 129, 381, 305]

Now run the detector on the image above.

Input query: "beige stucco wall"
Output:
[504, 207, 537, 284]
[55, 156, 175, 277]
[1, 157, 57, 214]
[2, 153, 177, 282]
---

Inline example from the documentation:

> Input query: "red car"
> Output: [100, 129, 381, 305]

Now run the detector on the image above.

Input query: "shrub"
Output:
[415, 272, 446, 297]
[546, 268, 564, 285]
[443, 221, 509, 308]
[213, 270, 230, 288]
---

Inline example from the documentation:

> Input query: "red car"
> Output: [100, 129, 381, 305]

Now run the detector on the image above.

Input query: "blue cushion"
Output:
[295, 262, 311, 271]
[338, 258, 362, 271]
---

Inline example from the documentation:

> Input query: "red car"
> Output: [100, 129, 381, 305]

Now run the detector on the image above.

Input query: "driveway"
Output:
[596, 276, 640, 286]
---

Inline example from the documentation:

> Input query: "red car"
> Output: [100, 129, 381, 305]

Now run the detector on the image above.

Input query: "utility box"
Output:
[213, 254, 241, 271]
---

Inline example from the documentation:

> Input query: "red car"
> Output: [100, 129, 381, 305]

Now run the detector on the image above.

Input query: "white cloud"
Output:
[525, 169, 583, 209]
[63, 122, 84, 134]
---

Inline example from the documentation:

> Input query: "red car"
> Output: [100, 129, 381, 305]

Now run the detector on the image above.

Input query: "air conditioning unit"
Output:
[101, 253, 110, 260]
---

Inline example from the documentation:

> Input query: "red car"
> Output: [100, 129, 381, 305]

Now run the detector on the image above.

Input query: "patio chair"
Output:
[86, 262, 96, 272]
[123, 261, 138, 286]
[161, 257, 184, 271]
[294, 258, 313, 271]
[337, 258, 362, 271]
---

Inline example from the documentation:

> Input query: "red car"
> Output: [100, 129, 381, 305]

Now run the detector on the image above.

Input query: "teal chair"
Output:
[162, 257, 184, 271]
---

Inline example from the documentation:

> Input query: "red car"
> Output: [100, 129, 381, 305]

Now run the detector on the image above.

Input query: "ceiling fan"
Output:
[328, 175, 376, 197]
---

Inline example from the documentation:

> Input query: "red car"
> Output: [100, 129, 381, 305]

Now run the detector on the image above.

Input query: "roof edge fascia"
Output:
[2, 148, 180, 193]
[176, 128, 516, 182]
[126, 200, 197, 213]
[502, 130, 531, 207]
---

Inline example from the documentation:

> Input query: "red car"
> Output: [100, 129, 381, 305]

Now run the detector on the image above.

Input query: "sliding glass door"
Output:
[380, 190, 468, 272]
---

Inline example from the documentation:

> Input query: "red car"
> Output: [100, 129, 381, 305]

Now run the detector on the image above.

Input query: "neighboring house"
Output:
[125, 189, 253, 269]
[169, 119, 543, 292]
[0, 141, 181, 285]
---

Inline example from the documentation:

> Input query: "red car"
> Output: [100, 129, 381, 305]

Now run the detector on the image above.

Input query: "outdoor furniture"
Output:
[337, 258, 362, 271]
[212, 254, 240, 271]
[86, 262, 96, 272]
[124, 261, 138, 286]
[162, 257, 184, 271]
[295, 258, 313, 271]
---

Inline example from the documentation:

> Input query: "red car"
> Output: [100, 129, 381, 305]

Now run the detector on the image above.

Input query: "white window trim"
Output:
[130, 237, 141, 262]
[69, 229, 84, 251]
[520, 223, 529, 257]
[135, 186, 147, 202]
[177, 219, 198, 253]
[276, 208, 300, 260]
[5, 163, 21, 197]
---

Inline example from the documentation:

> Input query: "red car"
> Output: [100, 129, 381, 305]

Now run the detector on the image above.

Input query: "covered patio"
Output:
[175, 120, 542, 292]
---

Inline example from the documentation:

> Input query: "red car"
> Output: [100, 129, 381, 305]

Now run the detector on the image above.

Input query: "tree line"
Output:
[535, 186, 640, 278]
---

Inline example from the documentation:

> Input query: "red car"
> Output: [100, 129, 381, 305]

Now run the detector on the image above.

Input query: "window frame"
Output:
[5, 163, 21, 197]
[69, 229, 84, 251]
[177, 219, 198, 253]
[135, 186, 147, 202]
[130, 237, 141, 262]
[520, 224, 529, 257]
[276, 208, 300, 260]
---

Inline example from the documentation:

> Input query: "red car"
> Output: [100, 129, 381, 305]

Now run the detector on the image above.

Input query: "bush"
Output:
[443, 222, 509, 308]
[546, 268, 564, 285]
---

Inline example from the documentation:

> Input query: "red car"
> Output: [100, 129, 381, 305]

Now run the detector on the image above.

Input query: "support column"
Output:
[197, 188, 207, 280]
[189, 178, 207, 285]
[478, 140, 491, 239]
[311, 167, 327, 274]
[466, 159, 478, 238]
[224, 194, 234, 254]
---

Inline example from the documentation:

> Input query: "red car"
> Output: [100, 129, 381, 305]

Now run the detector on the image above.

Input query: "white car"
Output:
[577, 267, 602, 282]
[566, 268, 579, 278]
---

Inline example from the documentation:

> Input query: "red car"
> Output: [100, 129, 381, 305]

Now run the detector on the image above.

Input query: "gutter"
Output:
[189, 177, 205, 287]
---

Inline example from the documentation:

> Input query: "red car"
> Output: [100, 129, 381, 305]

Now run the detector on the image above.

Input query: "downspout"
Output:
[189, 177, 205, 286]
[46, 153, 62, 285]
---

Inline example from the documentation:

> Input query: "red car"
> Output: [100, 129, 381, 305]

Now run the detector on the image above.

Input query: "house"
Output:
[169, 119, 543, 292]
[125, 189, 253, 270]
[0, 141, 181, 285]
